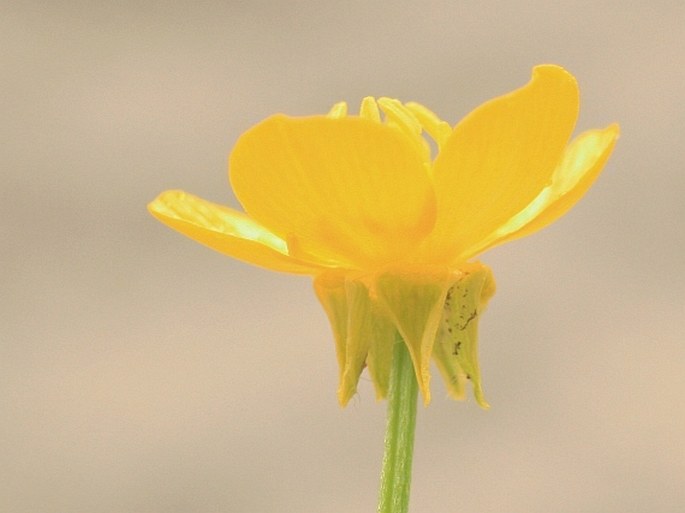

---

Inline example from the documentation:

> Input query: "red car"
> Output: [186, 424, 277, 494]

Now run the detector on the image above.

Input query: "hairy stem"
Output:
[377, 333, 419, 513]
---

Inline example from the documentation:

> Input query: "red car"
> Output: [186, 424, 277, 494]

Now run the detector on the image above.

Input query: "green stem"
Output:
[377, 333, 419, 513]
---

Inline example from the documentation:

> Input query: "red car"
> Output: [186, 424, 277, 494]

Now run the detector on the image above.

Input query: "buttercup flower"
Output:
[149, 65, 618, 408]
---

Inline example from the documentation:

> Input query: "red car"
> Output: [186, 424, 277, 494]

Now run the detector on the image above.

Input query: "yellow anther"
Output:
[359, 96, 381, 123]
[377, 97, 431, 164]
[405, 102, 453, 149]
[377, 97, 422, 135]
[327, 101, 348, 119]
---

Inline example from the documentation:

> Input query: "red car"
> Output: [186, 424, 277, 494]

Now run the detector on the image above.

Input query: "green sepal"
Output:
[373, 268, 455, 405]
[314, 272, 397, 405]
[364, 311, 397, 401]
[339, 278, 373, 404]
[434, 262, 495, 409]
[313, 271, 349, 402]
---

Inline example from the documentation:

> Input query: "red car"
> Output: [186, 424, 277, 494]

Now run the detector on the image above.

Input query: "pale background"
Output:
[2, 1, 684, 512]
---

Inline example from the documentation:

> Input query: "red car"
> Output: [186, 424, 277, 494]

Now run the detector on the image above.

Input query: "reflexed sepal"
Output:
[313, 272, 349, 400]
[373, 267, 455, 405]
[344, 278, 397, 402]
[433, 262, 496, 409]
[314, 272, 396, 406]
[315, 264, 495, 408]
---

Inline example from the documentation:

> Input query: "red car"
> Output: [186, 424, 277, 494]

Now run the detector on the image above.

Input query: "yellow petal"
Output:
[148, 190, 324, 274]
[373, 268, 456, 404]
[472, 124, 619, 255]
[433, 262, 495, 408]
[426, 65, 580, 263]
[229, 115, 436, 269]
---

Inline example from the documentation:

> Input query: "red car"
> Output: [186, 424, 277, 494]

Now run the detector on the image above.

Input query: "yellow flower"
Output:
[148, 65, 618, 408]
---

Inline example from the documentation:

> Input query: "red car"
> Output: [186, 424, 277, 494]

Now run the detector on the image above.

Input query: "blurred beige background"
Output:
[2, 1, 684, 512]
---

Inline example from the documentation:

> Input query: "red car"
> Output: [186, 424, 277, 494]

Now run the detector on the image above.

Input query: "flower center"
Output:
[326, 97, 453, 168]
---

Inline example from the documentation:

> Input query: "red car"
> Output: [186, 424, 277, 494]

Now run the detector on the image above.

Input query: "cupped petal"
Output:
[468, 124, 620, 256]
[148, 190, 325, 274]
[230, 115, 436, 270]
[425, 65, 580, 263]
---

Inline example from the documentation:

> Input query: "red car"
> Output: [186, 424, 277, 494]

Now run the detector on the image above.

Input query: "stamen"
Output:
[377, 97, 431, 164]
[327, 101, 348, 119]
[377, 97, 422, 135]
[359, 96, 381, 122]
[405, 102, 453, 149]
